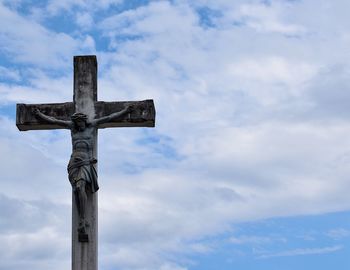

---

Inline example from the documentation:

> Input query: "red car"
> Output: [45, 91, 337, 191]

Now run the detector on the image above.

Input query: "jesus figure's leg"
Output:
[74, 180, 89, 242]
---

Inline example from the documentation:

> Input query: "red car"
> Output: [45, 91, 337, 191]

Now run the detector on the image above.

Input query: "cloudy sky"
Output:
[1, 0, 350, 269]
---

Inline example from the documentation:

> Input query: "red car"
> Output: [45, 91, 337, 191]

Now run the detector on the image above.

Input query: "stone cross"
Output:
[16, 55, 156, 270]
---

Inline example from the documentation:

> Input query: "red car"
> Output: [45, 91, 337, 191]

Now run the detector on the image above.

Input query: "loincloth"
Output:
[67, 155, 99, 193]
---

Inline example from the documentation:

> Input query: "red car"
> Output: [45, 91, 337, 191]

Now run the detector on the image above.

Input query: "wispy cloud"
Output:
[0, 66, 20, 81]
[46, 0, 124, 15]
[326, 228, 350, 240]
[232, 3, 307, 35]
[257, 245, 343, 259]
[230, 235, 286, 245]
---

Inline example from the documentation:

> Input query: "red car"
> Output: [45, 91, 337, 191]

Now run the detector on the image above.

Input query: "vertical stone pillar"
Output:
[72, 56, 98, 270]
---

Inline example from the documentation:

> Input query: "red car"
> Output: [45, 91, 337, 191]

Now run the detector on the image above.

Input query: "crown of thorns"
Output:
[71, 112, 88, 120]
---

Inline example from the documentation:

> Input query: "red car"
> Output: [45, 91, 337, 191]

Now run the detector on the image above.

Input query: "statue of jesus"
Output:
[34, 105, 133, 241]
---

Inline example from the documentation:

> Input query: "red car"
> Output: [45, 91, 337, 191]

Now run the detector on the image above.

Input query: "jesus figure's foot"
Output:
[78, 232, 89, 242]
[78, 221, 89, 242]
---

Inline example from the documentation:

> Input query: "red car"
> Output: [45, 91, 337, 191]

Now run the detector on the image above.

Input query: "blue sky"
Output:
[1, 0, 350, 269]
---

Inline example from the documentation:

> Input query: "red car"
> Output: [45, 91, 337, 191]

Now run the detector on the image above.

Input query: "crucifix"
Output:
[16, 55, 156, 270]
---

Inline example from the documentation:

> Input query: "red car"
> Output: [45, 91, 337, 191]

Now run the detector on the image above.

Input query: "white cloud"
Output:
[0, 2, 95, 68]
[90, 0, 350, 248]
[228, 57, 317, 86]
[0, 227, 70, 270]
[0, 74, 72, 105]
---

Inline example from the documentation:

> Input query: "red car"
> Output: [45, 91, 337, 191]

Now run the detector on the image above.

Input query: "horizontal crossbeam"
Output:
[16, 99, 155, 131]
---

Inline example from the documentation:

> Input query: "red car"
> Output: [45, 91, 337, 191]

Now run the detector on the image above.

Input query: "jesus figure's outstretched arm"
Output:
[34, 108, 72, 128]
[93, 105, 133, 126]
